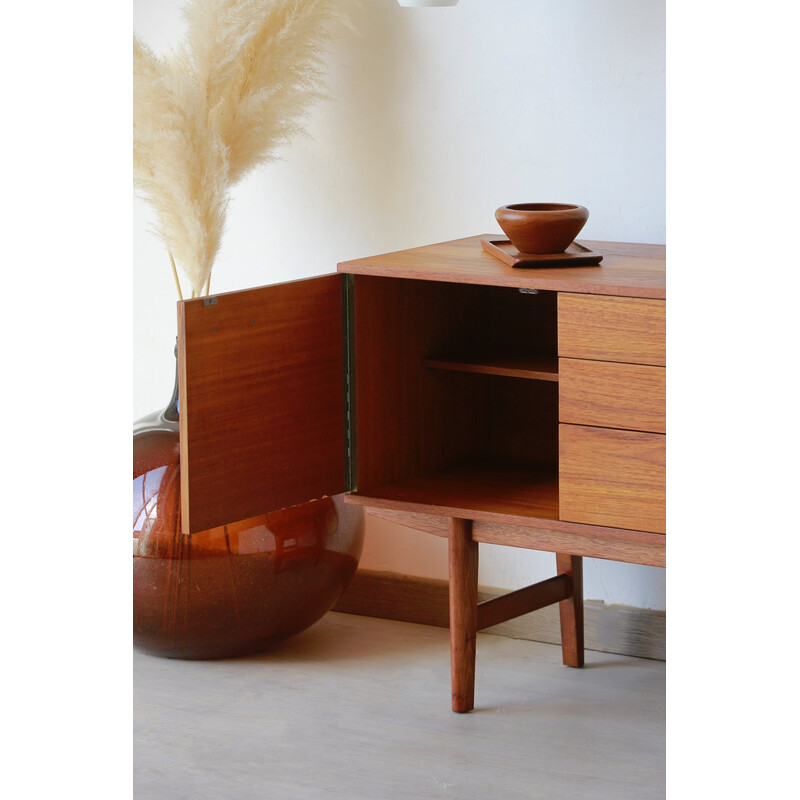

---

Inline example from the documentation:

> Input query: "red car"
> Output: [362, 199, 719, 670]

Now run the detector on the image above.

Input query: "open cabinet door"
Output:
[178, 274, 347, 534]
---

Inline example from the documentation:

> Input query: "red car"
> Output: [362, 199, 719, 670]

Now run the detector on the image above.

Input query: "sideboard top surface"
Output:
[338, 236, 666, 299]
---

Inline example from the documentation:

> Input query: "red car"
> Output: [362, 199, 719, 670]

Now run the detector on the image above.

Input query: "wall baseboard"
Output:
[333, 569, 665, 662]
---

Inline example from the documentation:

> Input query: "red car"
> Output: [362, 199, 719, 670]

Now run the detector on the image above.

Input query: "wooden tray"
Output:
[480, 236, 603, 268]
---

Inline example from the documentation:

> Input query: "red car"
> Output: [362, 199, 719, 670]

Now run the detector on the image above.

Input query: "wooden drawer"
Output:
[558, 294, 665, 366]
[559, 358, 665, 433]
[559, 424, 665, 534]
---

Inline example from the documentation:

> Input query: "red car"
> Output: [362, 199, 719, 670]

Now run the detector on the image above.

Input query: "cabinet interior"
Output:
[352, 275, 559, 519]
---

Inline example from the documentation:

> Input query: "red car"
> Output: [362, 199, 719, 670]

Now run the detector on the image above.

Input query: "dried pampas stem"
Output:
[134, 0, 356, 300]
[168, 250, 184, 301]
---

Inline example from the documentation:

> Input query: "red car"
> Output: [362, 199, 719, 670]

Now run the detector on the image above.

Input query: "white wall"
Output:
[133, 0, 666, 610]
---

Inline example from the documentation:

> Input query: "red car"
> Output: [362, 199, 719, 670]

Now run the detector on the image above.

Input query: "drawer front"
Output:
[559, 358, 666, 433]
[559, 424, 665, 533]
[558, 294, 666, 366]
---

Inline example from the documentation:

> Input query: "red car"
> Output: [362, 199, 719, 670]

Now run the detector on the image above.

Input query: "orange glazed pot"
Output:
[495, 203, 589, 254]
[132, 363, 364, 660]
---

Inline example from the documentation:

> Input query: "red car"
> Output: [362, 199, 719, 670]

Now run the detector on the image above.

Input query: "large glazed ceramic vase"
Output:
[132, 354, 364, 659]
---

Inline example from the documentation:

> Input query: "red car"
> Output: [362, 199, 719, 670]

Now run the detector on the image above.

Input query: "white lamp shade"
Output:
[397, 1, 459, 6]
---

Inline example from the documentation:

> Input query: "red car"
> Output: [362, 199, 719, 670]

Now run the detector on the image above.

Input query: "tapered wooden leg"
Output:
[448, 518, 478, 713]
[556, 553, 584, 668]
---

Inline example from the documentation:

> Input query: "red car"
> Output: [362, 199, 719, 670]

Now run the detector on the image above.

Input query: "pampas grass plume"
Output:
[134, 0, 355, 297]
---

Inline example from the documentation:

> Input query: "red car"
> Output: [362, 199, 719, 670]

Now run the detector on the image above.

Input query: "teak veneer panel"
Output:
[352, 277, 559, 494]
[423, 354, 559, 381]
[339, 237, 666, 299]
[350, 464, 560, 522]
[178, 275, 346, 534]
[353, 503, 666, 567]
[352, 276, 488, 493]
[558, 294, 666, 366]
[559, 424, 666, 534]
[559, 358, 666, 433]
[474, 519, 665, 568]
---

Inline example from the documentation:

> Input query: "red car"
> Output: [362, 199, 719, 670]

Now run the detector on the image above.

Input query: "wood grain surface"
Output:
[353, 276, 559, 494]
[559, 358, 666, 433]
[556, 554, 584, 667]
[423, 353, 559, 381]
[473, 518, 666, 567]
[178, 275, 346, 534]
[332, 568, 666, 660]
[558, 294, 666, 365]
[476, 574, 571, 631]
[353, 275, 489, 494]
[559, 424, 666, 534]
[351, 463, 561, 521]
[347, 500, 666, 567]
[339, 237, 665, 299]
[479, 237, 602, 267]
[448, 518, 478, 713]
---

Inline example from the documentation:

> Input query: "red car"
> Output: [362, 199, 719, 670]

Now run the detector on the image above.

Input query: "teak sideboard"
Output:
[177, 235, 666, 713]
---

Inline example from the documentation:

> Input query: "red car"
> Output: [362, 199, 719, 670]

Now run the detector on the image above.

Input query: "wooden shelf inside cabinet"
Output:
[349, 462, 560, 521]
[422, 354, 559, 382]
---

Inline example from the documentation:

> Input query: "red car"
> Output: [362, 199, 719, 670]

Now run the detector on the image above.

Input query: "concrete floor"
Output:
[134, 612, 665, 799]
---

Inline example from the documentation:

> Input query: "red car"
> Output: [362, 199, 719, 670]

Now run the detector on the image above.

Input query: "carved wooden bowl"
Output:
[495, 203, 589, 255]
